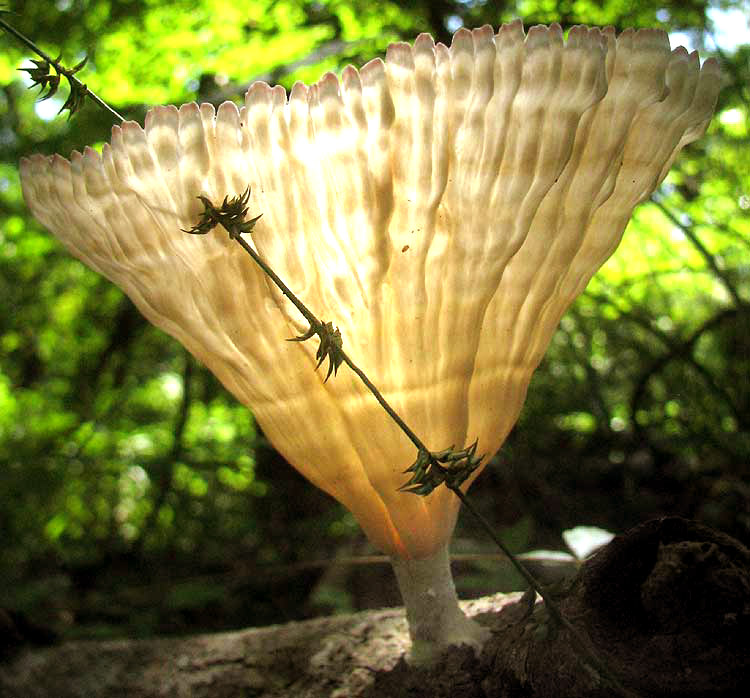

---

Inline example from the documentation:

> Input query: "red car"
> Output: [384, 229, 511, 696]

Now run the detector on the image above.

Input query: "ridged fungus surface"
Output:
[21, 21, 720, 559]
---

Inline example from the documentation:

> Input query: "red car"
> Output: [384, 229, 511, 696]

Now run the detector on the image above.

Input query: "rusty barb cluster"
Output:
[1, 15, 124, 121]
[400, 441, 483, 496]
[183, 187, 263, 239]
[288, 320, 344, 382]
[20, 55, 89, 118]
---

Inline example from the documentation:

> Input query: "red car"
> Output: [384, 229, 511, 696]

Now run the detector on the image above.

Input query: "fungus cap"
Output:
[20, 21, 720, 559]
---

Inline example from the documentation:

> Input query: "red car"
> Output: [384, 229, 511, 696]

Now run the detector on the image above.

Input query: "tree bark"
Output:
[0, 592, 514, 698]
[1, 518, 748, 698]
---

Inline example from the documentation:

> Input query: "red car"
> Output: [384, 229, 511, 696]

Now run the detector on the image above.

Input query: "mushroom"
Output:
[20, 21, 719, 663]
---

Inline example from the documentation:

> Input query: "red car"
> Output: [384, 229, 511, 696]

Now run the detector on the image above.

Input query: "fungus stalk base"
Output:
[391, 543, 490, 664]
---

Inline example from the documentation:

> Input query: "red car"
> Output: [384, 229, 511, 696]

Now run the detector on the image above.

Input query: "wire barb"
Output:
[182, 187, 263, 238]
[288, 320, 344, 382]
[18, 54, 89, 118]
[399, 440, 483, 495]
[0, 16, 124, 121]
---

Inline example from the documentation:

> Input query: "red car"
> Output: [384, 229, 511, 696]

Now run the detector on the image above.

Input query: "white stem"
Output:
[390, 543, 490, 665]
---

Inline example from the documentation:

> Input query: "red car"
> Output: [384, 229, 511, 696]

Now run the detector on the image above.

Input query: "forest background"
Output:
[0, 0, 748, 647]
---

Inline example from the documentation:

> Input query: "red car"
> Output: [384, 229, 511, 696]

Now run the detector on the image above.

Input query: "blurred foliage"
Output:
[0, 0, 748, 645]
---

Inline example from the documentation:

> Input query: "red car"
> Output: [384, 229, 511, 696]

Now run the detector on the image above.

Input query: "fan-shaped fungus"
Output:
[20, 21, 719, 663]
